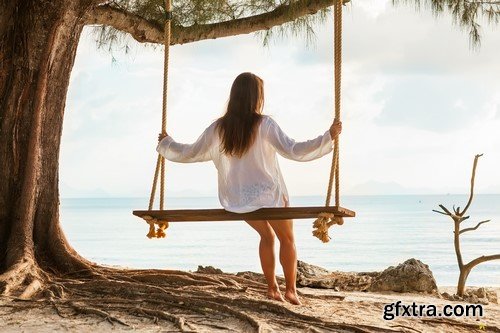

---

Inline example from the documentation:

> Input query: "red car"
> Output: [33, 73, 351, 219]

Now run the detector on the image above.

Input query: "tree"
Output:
[433, 154, 500, 296]
[0, 0, 336, 296]
[396, 0, 500, 48]
[1, 0, 499, 330]
[0, 1, 379, 331]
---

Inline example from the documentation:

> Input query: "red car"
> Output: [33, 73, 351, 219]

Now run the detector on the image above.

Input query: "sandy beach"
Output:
[1, 285, 498, 332]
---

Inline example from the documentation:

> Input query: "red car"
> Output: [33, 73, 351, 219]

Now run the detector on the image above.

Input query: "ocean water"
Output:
[60, 195, 500, 287]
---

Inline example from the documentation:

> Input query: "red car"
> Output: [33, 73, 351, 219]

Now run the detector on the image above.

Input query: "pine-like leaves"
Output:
[394, 0, 500, 48]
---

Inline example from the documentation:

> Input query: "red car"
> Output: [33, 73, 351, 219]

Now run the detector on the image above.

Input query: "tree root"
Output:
[129, 306, 195, 332]
[3, 261, 481, 332]
[421, 318, 500, 332]
[112, 272, 228, 288]
[67, 301, 130, 327]
[75, 280, 391, 332]
[390, 324, 422, 333]
[0, 259, 45, 298]
[50, 300, 69, 318]
[297, 291, 345, 301]
[19, 279, 43, 299]
[53, 277, 376, 332]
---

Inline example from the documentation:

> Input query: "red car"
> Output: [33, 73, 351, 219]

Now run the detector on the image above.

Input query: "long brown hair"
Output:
[216, 72, 264, 157]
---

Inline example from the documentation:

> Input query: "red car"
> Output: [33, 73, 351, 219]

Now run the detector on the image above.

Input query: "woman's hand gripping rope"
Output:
[329, 119, 342, 139]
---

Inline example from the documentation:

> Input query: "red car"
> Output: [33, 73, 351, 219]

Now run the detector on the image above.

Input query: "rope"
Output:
[313, 0, 344, 243]
[145, 0, 172, 238]
[333, 0, 342, 209]
[160, 0, 171, 211]
[142, 0, 344, 241]
[148, 155, 162, 210]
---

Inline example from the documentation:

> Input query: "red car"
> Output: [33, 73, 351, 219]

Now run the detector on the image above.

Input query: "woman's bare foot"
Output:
[267, 287, 285, 302]
[284, 290, 302, 305]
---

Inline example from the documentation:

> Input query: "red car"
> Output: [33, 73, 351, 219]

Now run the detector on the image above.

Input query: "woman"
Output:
[157, 72, 341, 305]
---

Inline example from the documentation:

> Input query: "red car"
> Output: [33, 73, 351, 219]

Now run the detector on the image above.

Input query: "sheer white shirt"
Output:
[157, 115, 333, 213]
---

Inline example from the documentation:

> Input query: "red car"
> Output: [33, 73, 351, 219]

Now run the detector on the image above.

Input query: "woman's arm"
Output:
[156, 123, 215, 163]
[265, 117, 336, 162]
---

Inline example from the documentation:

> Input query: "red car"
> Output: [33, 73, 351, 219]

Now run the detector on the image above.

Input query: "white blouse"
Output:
[157, 115, 334, 213]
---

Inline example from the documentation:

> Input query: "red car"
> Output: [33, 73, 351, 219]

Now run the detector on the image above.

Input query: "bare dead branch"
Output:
[459, 220, 491, 234]
[461, 154, 483, 216]
[438, 204, 452, 215]
[432, 209, 450, 216]
[433, 154, 497, 296]
[465, 254, 500, 270]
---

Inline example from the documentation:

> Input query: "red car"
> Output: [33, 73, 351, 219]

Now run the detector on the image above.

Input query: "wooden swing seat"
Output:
[133, 206, 355, 222]
[136, 0, 354, 242]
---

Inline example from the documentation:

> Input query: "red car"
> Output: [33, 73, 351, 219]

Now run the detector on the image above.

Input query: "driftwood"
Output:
[433, 154, 500, 296]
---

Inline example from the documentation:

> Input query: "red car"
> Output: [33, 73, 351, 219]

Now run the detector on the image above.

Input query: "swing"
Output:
[133, 0, 355, 242]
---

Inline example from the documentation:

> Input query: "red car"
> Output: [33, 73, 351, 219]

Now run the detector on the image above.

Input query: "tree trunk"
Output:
[456, 268, 470, 296]
[0, 0, 93, 296]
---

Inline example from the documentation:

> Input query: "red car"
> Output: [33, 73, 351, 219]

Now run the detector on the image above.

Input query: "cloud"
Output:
[374, 74, 490, 131]
[61, 5, 500, 198]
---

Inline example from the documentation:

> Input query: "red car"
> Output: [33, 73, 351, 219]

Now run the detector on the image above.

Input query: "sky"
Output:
[61, 0, 500, 198]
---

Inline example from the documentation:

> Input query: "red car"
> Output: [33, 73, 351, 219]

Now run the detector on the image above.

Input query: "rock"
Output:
[440, 288, 496, 304]
[296, 259, 439, 293]
[297, 260, 331, 278]
[485, 289, 498, 304]
[296, 260, 374, 291]
[469, 294, 479, 303]
[478, 298, 489, 305]
[196, 265, 223, 274]
[474, 287, 487, 299]
[441, 292, 452, 300]
[467, 287, 498, 304]
[369, 258, 437, 293]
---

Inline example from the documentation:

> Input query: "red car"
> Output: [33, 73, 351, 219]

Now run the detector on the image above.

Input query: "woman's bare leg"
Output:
[245, 220, 284, 301]
[268, 219, 301, 305]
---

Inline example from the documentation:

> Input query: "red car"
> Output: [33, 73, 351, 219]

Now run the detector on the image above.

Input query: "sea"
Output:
[60, 194, 500, 287]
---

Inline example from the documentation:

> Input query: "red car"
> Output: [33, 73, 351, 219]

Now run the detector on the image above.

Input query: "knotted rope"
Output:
[312, 0, 344, 243]
[145, 0, 172, 238]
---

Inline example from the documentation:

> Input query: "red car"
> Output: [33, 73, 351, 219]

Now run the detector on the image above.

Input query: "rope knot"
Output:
[312, 212, 344, 243]
[143, 215, 169, 239]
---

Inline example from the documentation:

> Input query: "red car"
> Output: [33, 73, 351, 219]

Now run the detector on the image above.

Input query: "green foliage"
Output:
[93, 0, 330, 52]
[394, 0, 500, 48]
[92, 0, 500, 53]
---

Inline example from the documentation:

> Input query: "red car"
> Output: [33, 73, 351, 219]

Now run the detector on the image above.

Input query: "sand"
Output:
[1, 286, 498, 332]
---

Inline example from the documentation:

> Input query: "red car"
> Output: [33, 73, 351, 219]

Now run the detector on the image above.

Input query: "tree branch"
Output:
[465, 254, 500, 270]
[459, 220, 491, 234]
[460, 154, 483, 216]
[85, 0, 345, 45]
[432, 209, 450, 216]
[84, 4, 164, 44]
[438, 204, 452, 215]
